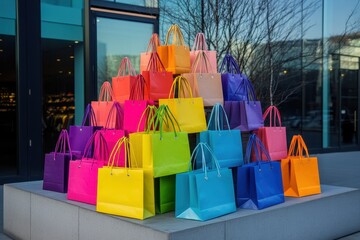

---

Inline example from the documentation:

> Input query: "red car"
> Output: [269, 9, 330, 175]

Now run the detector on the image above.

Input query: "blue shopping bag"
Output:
[235, 133, 284, 210]
[197, 103, 243, 169]
[176, 143, 236, 221]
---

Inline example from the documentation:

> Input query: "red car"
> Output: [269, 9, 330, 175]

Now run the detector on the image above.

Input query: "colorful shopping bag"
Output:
[123, 74, 154, 133]
[96, 137, 155, 220]
[67, 133, 104, 205]
[159, 76, 207, 133]
[69, 104, 102, 158]
[182, 51, 223, 106]
[220, 53, 251, 101]
[140, 33, 161, 73]
[93, 102, 125, 166]
[190, 32, 217, 73]
[157, 24, 190, 74]
[141, 52, 173, 101]
[91, 81, 115, 128]
[155, 175, 175, 214]
[281, 135, 321, 197]
[197, 103, 243, 169]
[43, 129, 73, 193]
[129, 105, 191, 178]
[176, 142, 236, 221]
[235, 134, 284, 210]
[112, 57, 138, 102]
[256, 105, 287, 160]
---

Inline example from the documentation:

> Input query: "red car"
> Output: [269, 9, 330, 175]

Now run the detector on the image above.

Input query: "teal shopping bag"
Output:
[196, 103, 243, 169]
[176, 143, 236, 221]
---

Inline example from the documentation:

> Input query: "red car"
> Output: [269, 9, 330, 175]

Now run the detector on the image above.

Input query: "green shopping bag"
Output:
[155, 175, 175, 213]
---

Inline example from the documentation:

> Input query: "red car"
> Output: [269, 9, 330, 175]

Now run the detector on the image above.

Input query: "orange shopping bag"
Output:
[157, 24, 190, 74]
[140, 33, 161, 73]
[281, 135, 321, 197]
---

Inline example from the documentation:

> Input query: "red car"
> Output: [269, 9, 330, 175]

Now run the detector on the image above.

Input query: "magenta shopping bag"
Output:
[93, 102, 125, 166]
[43, 129, 73, 193]
[67, 133, 104, 205]
[123, 74, 154, 133]
[69, 104, 102, 158]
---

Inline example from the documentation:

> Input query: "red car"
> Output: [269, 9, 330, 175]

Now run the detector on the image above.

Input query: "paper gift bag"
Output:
[176, 143, 236, 221]
[235, 134, 284, 209]
[69, 104, 102, 158]
[112, 57, 138, 102]
[190, 33, 217, 73]
[197, 103, 243, 169]
[140, 33, 161, 73]
[256, 105, 287, 160]
[159, 76, 207, 133]
[43, 130, 73, 193]
[182, 51, 223, 106]
[155, 175, 175, 214]
[141, 52, 173, 101]
[91, 81, 115, 128]
[129, 105, 191, 178]
[123, 74, 154, 133]
[93, 102, 125, 166]
[96, 137, 155, 220]
[157, 24, 190, 74]
[281, 135, 321, 197]
[67, 133, 104, 205]
[220, 53, 251, 101]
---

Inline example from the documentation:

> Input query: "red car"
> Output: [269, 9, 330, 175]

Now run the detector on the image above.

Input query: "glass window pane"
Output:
[0, 35, 17, 176]
[99, 0, 158, 8]
[96, 17, 153, 90]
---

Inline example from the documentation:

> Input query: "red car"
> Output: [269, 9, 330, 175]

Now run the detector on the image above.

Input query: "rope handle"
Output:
[137, 105, 158, 132]
[104, 102, 124, 129]
[189, 143, 222, 179]
[129, 74, 145, 100]
[168, 76, 193, 99]
[146, 52, 167, 72]
[53, 129, 72, 160]
[82, 104, 98, 126]
[207, 103, 231, 131]
[219, 53, 241, 74]
[117, 57, 137, 76]
[164, 24, 186, 46]
[263, 105, 282, 127]
[191, 32, 209, 51]
[145, 33, 161, 53]
[107, 136, 139, 170]
[191, 50, 215, 73]
[98, 81, 114, 101]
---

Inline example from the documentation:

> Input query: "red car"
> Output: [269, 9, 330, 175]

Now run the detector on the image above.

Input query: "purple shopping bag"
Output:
[69, 104, 102, 158]
[43, 129, 73, 193]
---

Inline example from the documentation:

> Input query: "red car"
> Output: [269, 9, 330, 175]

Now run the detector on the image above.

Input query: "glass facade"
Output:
[0, 0, 17, 176]
[160, 0, 360, 151]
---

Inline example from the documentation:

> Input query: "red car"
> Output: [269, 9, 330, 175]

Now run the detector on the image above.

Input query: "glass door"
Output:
[339, 55, 358, 145]
[92, 8, 156, 94]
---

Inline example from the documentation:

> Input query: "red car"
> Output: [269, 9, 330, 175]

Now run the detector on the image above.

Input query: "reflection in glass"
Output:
[42, 39, 76, 154]
[96, 17, 153, 91]
[99, 0, 158, 8]
[0, 34, 17, 175]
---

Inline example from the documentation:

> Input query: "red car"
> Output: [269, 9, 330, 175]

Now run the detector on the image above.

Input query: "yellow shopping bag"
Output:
[96, 137, 155, 220]
[159, 76, 207, 133]
[281, 135, 321, 197]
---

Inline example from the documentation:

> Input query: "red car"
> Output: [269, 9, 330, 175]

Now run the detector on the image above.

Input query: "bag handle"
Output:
[219, 53, 241, 74]
[263, 105, 282, 127]
[53, 129, 72, 160]
[146, 52, 167, 72]
[129, 74, 145, 100]
[207, 103, 231, 131]
[147, 104, 181, 138]
[104, 102, 124, 129]
[137, 105, 158, 132]
[98, 81, 114, 101]
[189, 142, 222, 179]
[117, 57, 137, 76]
[107, 136, 139, 170]
[244, 134, 272, 165]
[191, 32, 209, 51]
[146, 33, 161, 53]
[82, 104, 98, 126]
[164, 24, 186, 46]
[168, 76, 193, 99]
[287, 135, 310, 158]
[191, 51, 215, 73]
[239, 77, 257, 101]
